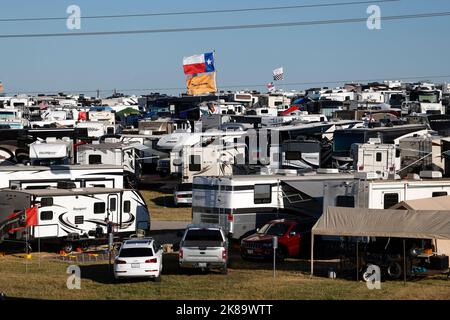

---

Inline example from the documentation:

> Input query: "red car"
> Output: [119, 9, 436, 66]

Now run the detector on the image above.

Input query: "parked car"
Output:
[240, 219, 311, 261]
[173, 183, 192, 206]
[114, 238, 163, 281]
[179, 224, 228, 274]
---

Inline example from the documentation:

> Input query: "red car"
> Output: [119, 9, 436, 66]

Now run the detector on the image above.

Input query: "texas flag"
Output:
[183, 52, 215, 75]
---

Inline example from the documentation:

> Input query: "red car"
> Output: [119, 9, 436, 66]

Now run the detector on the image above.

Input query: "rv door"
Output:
[108, 194, 120, 229]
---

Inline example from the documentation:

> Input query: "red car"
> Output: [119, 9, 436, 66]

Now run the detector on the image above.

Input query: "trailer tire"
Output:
[276, 246, 287, 262]
[387, 262, 402, 279]
[220, 265, 228, 275]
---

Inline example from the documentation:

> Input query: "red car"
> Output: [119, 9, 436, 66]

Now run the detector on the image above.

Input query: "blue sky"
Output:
[1, 0, 450, 96]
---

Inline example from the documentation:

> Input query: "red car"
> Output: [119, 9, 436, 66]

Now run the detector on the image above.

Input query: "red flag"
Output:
[25, 206, 38, 227]
[6, 210, 22, 220]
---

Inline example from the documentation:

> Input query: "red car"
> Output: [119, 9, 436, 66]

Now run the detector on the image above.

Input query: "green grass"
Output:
[1, 253, 449, 300]
[140, 189, 191, 221]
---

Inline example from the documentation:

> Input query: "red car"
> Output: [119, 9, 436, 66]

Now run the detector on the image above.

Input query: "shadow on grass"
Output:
[151, 196, 177, 208]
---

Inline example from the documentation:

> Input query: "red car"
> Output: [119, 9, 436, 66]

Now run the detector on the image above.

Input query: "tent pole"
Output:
[310, 233, 314, 278]
[356, 239, 359, 282]
[403, 239, 406, 286]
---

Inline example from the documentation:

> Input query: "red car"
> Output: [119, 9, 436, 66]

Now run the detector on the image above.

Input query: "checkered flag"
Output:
[273, 67, 284, 81]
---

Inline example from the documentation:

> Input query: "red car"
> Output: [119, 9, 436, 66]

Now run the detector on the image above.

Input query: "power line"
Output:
[3, 74, 450, 95]
[1, 11, 449, 39]
[0, 0, 400, 22]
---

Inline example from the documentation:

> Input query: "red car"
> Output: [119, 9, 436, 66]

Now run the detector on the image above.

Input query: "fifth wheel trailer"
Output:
[0, 187, 150, 252]
[0, 164, 124, 190]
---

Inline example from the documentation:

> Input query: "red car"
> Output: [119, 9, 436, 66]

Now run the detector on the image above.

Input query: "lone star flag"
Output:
[186, 73, 217, 95]
[183, 52, 215, 75]
[273, 67, 284, 81]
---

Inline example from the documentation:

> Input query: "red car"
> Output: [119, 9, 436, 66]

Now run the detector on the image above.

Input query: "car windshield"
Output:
[119, 247, 154, 257]
[258, 223, 290, 236]
[184, 229, 223, 242]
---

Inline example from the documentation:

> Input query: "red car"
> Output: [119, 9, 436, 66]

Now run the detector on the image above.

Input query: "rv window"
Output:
[254, 184, 272, 204]
[109, 198, 117, 211]
[123, 200, 131, 213]
[261, 109, 269, 114]
[432, 191, 447, 197]
[376, 152, 382, 162]
[384, 193, 399, 209]
[40, 198, 53, 207]
[189, 155, 201, 172]
[285, 151, 301, 161]
[94, 202, 106, 214]
[336, 196, 355, 208]
[89, 155, 102, 165]
[107, 127, 115, 135]
[396, 149, 401, 158]
[40, 211, 53, 221]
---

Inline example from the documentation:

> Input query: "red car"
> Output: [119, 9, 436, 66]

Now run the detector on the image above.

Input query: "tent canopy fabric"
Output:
[312, 206, 450, 240]
[390, 195, 450, 211]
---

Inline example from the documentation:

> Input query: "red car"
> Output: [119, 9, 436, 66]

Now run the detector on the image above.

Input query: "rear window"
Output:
[184, 229, 223, 242]
[119, 248, 154, 257]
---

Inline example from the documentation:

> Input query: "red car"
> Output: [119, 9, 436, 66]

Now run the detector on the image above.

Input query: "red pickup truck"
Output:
[240, 219, 311, 261]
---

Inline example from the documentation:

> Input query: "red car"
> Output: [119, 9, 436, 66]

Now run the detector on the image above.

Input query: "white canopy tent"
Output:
[310, 207, 450, 278]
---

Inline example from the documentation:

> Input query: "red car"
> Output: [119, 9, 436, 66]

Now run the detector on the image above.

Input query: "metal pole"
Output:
[310, 233, 314, 278]
[356, 239, 359, 281]
[403, 239, 407, 286]
[273, 245, 276, 278]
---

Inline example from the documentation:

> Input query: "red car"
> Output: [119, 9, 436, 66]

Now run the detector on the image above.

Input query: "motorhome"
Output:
[192, 172, 355, 239]
[409, 85, 444, 114]
[29, 137, 74, 166]
[0, 187, 150, 251]
[137, 117, 191, 135]
[0, 164, 124, 190]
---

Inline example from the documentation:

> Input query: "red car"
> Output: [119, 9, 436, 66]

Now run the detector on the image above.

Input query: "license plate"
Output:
[198, 262, 207, 268]
[131, 263, 140, 268]
[247, 249, 253, 254]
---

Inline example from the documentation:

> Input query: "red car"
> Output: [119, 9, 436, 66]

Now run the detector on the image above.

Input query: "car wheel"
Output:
[153, 275, 161, 282]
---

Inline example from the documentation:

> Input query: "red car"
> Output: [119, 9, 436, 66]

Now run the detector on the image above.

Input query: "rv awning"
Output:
[312, 206, 450, 240]
[390, 195, 450, 211]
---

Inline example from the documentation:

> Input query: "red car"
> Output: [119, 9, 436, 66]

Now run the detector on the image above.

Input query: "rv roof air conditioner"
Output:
[419, 171, 442, 179]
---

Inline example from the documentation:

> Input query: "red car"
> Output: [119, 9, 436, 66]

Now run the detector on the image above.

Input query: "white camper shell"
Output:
[29, 137, 74, 166]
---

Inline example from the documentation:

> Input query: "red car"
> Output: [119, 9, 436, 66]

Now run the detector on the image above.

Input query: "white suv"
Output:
[114, 238, 163, 282]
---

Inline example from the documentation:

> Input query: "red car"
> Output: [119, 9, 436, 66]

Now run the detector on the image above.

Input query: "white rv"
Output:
[29, 137, 74, 166]
[77, 142, 144, 187]
[76, 121, 116, 139]
[0, 164, 124, 190]
[0, 187, 150, 251]
[192, 173, 354, 239]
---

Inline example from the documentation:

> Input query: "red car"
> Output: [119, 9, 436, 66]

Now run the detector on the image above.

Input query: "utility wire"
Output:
[3, 74, 450, 95]
[0, 11, 449, 39]
[0, 0, 400, 22]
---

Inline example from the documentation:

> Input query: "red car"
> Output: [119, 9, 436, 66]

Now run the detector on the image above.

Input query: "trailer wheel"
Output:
[63, 242, 73, 254]
[387, 262, 402, 279]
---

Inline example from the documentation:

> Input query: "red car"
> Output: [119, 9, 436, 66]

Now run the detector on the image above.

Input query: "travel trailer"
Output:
[77, 142, 145, 187]
[0, 164, 124, 190]
[0, 108, 29, 129]
[0, 187, 150, 252]
[76, 121, 116, 139]
[192, 173, 354, 239]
